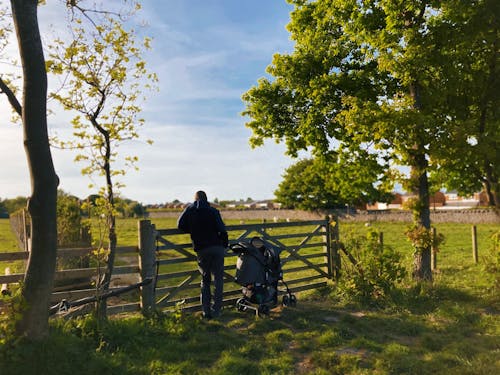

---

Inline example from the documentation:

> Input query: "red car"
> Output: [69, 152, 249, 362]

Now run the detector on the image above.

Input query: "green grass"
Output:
[0, 219, 19, 252]
[0, 218, 499, 374]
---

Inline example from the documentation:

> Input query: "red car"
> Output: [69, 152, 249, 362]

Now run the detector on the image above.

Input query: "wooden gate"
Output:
[138, 218, 335, 313]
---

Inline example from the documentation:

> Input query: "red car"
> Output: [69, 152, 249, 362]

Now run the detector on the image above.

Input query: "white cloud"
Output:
[1, 0, 296, 204]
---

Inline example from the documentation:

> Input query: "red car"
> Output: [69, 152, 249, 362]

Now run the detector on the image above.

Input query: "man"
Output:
[178, 191, 228, 319]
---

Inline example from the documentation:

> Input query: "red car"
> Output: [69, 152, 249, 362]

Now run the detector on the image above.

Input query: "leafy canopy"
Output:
[46, 7, 158, 193]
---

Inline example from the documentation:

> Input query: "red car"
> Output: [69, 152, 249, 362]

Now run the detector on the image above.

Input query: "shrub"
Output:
[336, 228, 407, 305]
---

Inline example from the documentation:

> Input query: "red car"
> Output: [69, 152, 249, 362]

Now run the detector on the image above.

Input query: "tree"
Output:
[276, 158, 341, 210]
[0, 0, 152, 338]
[429, 0, 499, 207]
[56, 190, 83, 247]
[0, 0, 59, 339]
[243, 0, 488, 281]
[1, 196, 28, 214]
[275, 156, 393, 210]
[46, 3, 157, 319]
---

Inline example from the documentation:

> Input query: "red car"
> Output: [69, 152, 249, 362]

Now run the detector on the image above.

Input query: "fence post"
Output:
[324, 216, 332, 278]
[378, 232, 384, 248]
[472, 225, 478, 264]
[331, 214, 341, 280]
[431, 227, 437, 271]
[138, 219, 156, 315]
[22, 209, 29, 253]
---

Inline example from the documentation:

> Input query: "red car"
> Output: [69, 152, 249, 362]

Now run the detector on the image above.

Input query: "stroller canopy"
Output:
[232, 237, 282, 286]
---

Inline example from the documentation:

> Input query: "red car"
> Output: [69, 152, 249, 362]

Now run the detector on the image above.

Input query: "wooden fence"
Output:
[139, 218, 335, 314]
[0, 244, 141, 316]
[0, 218, 337, 316]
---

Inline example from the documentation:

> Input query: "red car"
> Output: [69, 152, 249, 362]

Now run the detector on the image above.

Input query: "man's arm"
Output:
[177, 207, 190, 233]
[214, 209, 228, 247]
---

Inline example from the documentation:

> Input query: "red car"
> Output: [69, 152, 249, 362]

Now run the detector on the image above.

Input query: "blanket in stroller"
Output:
[231, 237, 295, 315]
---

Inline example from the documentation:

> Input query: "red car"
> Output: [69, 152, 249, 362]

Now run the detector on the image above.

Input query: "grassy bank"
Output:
[0, 218, 498, 374]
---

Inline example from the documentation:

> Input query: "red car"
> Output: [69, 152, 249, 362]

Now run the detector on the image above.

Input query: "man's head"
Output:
[195, 190, 208, 202]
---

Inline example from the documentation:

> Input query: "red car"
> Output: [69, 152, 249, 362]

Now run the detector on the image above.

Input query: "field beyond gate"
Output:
[147, 218, 333, 312]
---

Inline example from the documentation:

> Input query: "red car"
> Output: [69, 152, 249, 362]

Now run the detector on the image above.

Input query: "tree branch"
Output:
[0, 76, 22, 118]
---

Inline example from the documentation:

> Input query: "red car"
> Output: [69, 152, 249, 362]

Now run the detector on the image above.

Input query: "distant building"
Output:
[225, 199, 281, 210]
[429, 191, 446, 208]
[366, 190, 480, 211]
[443, 190, 480, 208]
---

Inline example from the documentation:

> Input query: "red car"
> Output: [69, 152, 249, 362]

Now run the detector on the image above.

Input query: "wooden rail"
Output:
[141, 218, 334, 313]
[1, 218, 337, 316]
[0, 245, 141, 313]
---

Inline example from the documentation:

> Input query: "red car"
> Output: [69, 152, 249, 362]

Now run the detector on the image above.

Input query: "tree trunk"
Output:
[483, 163, 499, 208]
[409, 81, 432, 282]
[96, 132, 116, 321]
[11, 0, 59, 339]
[411, 154, 433, 281]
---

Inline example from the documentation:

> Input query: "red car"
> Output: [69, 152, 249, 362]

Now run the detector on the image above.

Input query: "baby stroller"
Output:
[230, 237, 296, 316]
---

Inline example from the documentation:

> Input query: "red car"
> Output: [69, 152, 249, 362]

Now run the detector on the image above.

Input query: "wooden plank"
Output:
[157, 268, 200, 281]
[52, 264, 139, 281]
[226, 220, 327, 231]
[282, 251, 330, 278]
[267, 231, 327, 240]
[115, 246, 138, 254]
[285, 252, 327, 261]
[56, 246, 136, 258]
[283, 263, 328, 274]
[108, 302, 141, 315]
[57, 248, 92, 257]
[156, 219, 328, 236]
[0, 252, 28, 261]
[113, 265, 140, 275]
[156, 236, 195, 258]
[0, 272, 24, 283]
[284, 275, 326, 285]
[54, 268, 95, 280]
[157, 257, 196, 266]
[51, 288, 98, 302]
[269, 229, 330, 278]
[293, 242, 327, 249]
[281, 255, 327, 267]
[229, 227, 255, 242]
[156, 264, 237, 282]
[156, 241, 192, 250]
[156, 274, 197, 305]
[287, 281, 327, 293]
[155, 282, 199, 294]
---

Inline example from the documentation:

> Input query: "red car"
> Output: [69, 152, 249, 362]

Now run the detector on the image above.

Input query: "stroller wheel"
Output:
[289, 294, 297, 307]
[236, 298, 246, 312]
[282, 295, 290, 306]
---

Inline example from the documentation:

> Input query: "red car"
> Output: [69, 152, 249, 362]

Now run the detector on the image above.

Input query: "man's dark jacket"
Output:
[177, 200, 228, 251]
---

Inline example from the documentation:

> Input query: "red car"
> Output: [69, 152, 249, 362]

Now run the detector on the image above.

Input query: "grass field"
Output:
[0, 217, 499, 374]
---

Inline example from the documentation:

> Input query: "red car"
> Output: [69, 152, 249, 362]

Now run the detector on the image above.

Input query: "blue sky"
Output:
[0, 0, 297, 204]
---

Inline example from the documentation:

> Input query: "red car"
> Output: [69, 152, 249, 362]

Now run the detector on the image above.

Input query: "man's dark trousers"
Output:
[197, 245, 225, 316]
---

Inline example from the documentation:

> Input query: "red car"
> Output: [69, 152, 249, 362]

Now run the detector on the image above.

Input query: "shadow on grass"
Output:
[1, 282, 498, 375]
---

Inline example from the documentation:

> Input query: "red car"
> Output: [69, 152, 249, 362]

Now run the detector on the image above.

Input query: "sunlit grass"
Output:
[0, 219, 19, 252]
